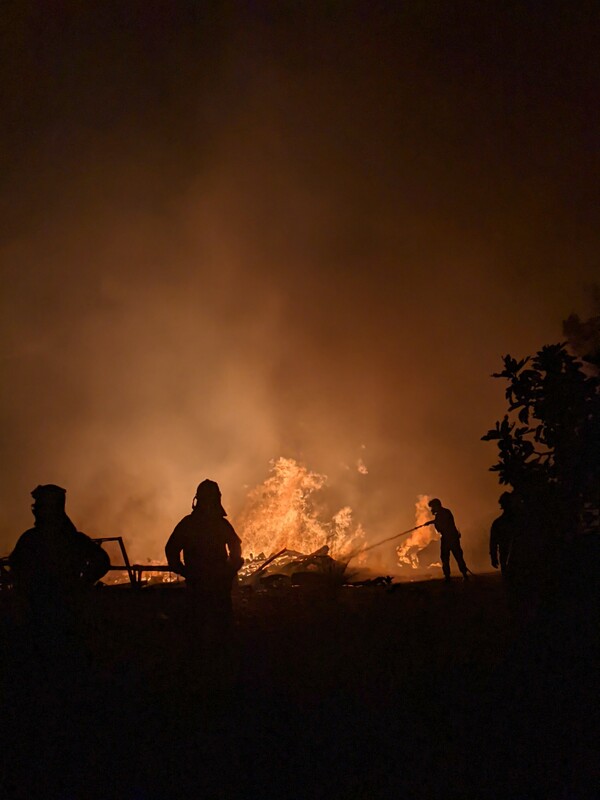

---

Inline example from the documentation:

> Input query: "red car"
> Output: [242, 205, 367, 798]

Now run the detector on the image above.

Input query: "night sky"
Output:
[1, 2, 598, 562]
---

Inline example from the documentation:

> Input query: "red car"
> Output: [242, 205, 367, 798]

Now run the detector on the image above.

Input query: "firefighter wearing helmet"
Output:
[165, 479, 243, 626]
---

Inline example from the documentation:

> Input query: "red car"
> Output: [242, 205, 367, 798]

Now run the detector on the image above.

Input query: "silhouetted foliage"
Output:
[482, 343, 600, 540]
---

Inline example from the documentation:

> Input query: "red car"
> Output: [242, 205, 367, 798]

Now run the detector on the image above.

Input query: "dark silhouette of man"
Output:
[9, 484, 110, 663]
[166, 479, 243, 628]
[10, 484, 110, 598]
[424, 498, 469, 581]
[489, 492, 515, 577]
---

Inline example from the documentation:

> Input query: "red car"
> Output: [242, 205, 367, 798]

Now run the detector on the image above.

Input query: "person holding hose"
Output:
[423, 498, 469, 582]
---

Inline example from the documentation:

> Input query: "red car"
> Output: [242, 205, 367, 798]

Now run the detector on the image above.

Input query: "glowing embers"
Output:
[141, 559, 182, 583]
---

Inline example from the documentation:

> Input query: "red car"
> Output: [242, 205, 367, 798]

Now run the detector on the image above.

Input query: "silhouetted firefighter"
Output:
[489, 491, 516, 577]
[424, 498, 469, 581]
[166, 479, 243, 630]
[9, 484, 110, 663]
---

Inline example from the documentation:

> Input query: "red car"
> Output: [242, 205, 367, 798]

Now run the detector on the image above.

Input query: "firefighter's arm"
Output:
[165, 524, 187, 576]
[224, 521, 244, 573]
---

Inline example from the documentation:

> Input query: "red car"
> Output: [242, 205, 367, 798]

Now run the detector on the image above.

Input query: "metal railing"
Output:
[92, 537, 182, 588]
[0, 537, 181, 591]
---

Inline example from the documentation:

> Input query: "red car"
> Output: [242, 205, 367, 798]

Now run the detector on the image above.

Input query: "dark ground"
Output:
[1, 572, 597, 799]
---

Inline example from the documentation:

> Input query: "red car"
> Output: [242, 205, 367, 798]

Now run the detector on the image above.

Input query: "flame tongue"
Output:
[235, 457, 365, 559]
[396, 494, 437, 569]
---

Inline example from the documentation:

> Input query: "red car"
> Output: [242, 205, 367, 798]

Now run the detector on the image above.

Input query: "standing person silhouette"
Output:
[166, 479, 243, 633]
[489, 492, 516, 577]
[424, 498, 469, 582]
[9, 484, 110, 667]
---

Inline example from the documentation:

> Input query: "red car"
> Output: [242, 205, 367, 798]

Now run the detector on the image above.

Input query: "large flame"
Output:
[235, 457, 365, 558]
[396, 494, 438, 569]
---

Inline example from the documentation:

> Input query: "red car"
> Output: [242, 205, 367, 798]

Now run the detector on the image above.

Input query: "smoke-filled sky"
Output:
[1, 2, 599, 563]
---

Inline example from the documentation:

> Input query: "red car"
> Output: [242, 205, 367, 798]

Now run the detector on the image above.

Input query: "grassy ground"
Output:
[1, 572, 597, 799]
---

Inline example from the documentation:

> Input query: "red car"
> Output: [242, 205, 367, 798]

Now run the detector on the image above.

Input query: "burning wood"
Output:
[239, 544, 350, 589]
[236, 457, 365, 560]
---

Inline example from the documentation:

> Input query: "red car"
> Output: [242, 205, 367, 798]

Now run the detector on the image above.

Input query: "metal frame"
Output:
[0, 537, 181, 591]
[93, 537, 182, 588]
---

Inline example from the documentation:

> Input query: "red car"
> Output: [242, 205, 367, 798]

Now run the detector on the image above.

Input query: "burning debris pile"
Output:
[239, 544, 349, 589]
[232, 458, 368, 589]
[235, 457, 366, 561]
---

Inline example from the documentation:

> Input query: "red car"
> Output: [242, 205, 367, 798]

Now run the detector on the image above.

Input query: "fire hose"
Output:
[348, 522, 477, 576]
[346, 522, 432, 562]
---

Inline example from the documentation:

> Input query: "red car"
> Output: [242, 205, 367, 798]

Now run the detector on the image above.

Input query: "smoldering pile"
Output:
[239, 545, 396, 591]
[239, 545, 349, 590]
